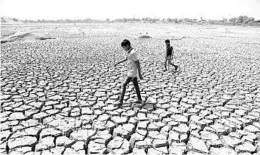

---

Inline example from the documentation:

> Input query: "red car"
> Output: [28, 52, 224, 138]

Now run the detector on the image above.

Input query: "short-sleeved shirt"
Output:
[126, 49, 139, 77]
[166, 46, 173, 56]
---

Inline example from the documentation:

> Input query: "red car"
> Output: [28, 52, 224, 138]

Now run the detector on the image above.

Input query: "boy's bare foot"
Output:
[135, 100, 142, 104]
[175, 66, 179, 71]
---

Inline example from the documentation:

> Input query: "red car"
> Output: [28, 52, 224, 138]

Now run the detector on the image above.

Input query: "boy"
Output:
[114, 39, 143, 107]
[164, 39, 178, 71]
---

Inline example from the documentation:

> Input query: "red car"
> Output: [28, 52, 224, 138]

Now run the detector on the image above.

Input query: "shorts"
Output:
[166, 55, 172, 60]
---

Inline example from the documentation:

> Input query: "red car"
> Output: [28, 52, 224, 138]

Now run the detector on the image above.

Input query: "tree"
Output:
[167, 18, 172, 23]
[172, 18, 178, 23]
[222, 18, 227, 23]
[13, 18, 18, 22]
[229, 17, 236, 24]
[243, 17, 255, 24]
[178, 19, 183, 23]
[236, 15, 248, 24]
[247, 17, 255, 23]
[236, 16, 243, 23]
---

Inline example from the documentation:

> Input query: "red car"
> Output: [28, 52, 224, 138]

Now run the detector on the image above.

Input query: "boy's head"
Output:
[121, 39, 131, 51]
[165, 39, 170, 44]
[165, 39, 170, 47]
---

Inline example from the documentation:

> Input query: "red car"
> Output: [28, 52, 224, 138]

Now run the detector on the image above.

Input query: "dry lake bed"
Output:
[1, 23, 260, 155]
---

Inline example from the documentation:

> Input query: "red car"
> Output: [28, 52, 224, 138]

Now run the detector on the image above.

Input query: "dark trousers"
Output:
[120, 77, 142, 102]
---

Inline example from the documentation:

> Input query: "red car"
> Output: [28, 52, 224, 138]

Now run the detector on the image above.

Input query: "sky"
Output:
[1, 0, 260, 20]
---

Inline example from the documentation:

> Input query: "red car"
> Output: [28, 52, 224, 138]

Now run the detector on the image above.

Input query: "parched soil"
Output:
[1, 23, 260, 155]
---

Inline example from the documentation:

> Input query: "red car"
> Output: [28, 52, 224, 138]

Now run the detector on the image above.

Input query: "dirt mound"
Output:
[171, 36, 187, 40]
[139, 35, 152, 39]
[1, 31, 55, 43]
[1, 17, 23, 24]
[1, 30, 17, 38]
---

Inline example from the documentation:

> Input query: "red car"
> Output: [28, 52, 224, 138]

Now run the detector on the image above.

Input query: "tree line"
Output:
[2, 15, 260, 26]
[112, 16, 259, 26]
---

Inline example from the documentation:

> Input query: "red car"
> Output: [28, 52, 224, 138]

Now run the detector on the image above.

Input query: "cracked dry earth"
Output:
[1, 24, 260, 155]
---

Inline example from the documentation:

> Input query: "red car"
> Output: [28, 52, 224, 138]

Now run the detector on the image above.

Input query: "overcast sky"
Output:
[1, 0, 260, 20]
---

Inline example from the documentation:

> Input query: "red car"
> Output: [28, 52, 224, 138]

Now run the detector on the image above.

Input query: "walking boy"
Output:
[114, 39, 143, 107]
[164, 39, 178, 71]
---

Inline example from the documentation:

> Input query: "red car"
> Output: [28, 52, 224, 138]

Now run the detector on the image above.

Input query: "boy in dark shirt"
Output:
[164, 39, 178, 71]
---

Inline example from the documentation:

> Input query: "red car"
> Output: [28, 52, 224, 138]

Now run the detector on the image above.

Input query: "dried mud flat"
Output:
[1, 23, 260, 155]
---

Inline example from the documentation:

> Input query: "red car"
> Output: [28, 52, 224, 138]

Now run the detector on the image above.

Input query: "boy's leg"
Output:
[169, 59, 178, 70]
[164, 58, 168, 71]
[132, 77, 142, 102]
[119, 77, 132, 104]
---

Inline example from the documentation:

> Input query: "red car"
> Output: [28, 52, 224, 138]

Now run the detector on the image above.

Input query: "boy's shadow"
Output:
[130, 100, 157, 111]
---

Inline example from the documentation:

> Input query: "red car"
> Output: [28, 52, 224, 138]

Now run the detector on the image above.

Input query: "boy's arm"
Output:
[134, 60, 143, 80]
[115, 58, 127, 66]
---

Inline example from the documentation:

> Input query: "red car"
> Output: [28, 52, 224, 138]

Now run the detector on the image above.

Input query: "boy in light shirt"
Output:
[114, 39, 143, 107]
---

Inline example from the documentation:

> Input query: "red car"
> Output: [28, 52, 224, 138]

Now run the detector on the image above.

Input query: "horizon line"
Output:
[2, 15, 259, 21]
